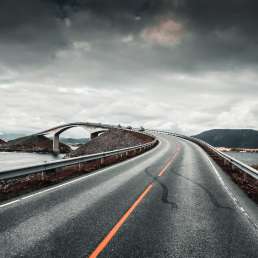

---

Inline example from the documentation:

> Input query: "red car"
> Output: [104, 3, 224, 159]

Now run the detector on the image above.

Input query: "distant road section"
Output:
[0, 134, 258, 257]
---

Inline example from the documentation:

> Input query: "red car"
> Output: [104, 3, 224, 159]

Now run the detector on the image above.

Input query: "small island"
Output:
[0, 135, 71, 154]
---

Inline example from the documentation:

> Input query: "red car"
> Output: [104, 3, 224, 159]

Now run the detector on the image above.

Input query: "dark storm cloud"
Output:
[1, 0, 258, 70]
[49, 0, 258, 36]
[49, 0, 165, 21]
[176, 0, 258, 33]
[0, 1, 60, 42]
[173, 0, 258, 69]
[0, 1, 67, 68]
[0, 0, 166, 38]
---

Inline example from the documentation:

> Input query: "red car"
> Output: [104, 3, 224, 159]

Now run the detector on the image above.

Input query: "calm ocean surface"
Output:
[225, 151, 258, 166]
[0, 150, 257, 173]
[0, 152, 64, 172]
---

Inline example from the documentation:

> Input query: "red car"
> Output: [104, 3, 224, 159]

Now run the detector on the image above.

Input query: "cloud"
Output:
[142, 19, 184, 46]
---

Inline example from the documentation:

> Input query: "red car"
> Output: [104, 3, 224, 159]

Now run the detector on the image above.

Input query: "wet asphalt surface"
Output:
[0, 134, 258, 257]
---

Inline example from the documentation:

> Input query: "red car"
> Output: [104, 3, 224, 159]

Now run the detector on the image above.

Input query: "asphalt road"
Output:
[0, 134, 258, 257]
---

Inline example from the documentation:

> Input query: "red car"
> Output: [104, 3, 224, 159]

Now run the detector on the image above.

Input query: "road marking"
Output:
[0, 199, 19, 208]
[89, 143, 181, 257]
[158, 144, 181, 177]
[207, 157, 258, 231]
[0, 139, 163, 209]
[89, 183, 154, 258]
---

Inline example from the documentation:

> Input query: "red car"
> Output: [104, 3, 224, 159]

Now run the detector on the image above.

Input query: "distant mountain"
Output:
[193, 129, 258, 148]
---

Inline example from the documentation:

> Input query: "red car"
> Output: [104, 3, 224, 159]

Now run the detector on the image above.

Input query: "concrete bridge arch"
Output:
[36, 122, 111, 154]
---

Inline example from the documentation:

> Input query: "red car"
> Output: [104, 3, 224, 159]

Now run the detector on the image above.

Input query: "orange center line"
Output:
[158, 144, 181, 177]
[89, 183, 154, 258]
[88, 143, 181, 258]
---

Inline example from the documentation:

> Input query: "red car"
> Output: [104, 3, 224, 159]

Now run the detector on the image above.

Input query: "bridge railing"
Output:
[0, 138, 158, 181]
[150, 129, 258, 181]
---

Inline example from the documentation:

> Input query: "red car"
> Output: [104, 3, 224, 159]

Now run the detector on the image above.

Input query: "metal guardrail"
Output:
[194, 138, 258, 180]
[149, 129, 258, 181]
[0, 139, 158, 181]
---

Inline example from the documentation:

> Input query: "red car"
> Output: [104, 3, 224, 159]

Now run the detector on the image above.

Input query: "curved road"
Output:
[0, 134, 258, 257]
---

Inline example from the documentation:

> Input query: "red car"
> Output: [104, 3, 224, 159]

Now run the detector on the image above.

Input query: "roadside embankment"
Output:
[195, 141, 258, 204]
[67, 129, 154, 158]
[0, 135, 71, 154]
[0, 129, 157, 202]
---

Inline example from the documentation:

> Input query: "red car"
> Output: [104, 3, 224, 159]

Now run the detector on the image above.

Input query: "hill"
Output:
[67, 129, 153, 158]
[0, 135, 71, 153]
[193, 129, 258, 148]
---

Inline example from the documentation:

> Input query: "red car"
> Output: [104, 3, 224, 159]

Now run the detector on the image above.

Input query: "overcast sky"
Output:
[1, 0, 258, 136]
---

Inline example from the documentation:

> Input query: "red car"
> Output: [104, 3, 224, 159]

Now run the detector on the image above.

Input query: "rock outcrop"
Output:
[0, 135, 71, 154]
[0, 139, 6, 145]
[67, 129, 153, 158]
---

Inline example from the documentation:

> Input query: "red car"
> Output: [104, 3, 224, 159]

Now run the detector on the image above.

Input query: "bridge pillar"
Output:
[53, 133, 60, 154]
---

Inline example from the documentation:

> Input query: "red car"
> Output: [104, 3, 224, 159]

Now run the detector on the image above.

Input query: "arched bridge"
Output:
[36, 122, 114, 153]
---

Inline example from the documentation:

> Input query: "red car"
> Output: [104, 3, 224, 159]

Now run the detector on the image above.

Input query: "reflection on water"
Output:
[0, 152, 64, 172]
[225, 151, 258, 166]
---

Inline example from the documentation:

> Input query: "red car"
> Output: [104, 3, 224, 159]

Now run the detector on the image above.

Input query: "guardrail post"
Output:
[41, 171, 45, 181]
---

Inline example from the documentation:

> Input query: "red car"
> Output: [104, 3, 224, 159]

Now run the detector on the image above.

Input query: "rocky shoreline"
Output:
[216, 147, 258, 153]
[67, 129, 154, 158]
[0, 135, 71, 154]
